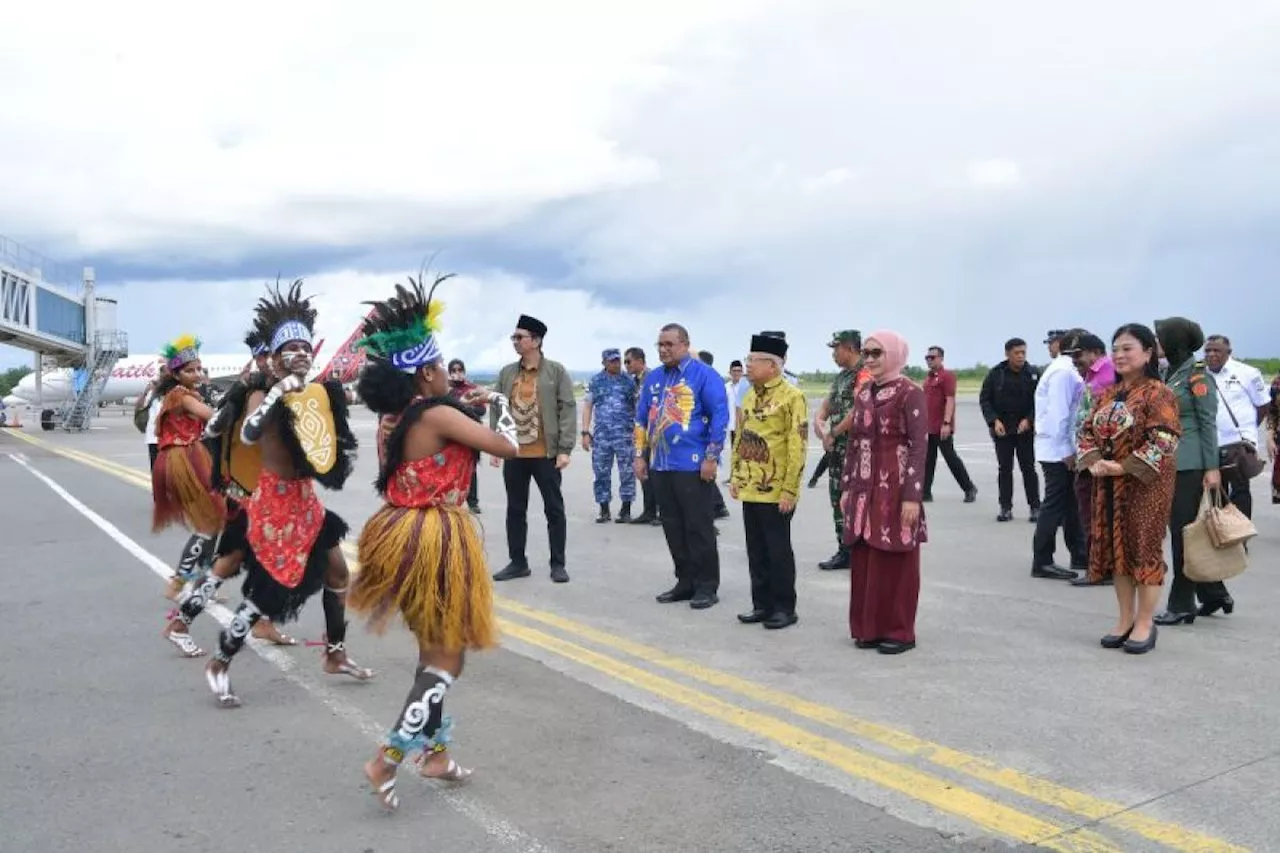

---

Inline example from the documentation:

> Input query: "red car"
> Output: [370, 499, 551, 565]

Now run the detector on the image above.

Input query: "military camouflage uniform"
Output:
[586, 363, 637, 505]
[822, 330, 863, 562]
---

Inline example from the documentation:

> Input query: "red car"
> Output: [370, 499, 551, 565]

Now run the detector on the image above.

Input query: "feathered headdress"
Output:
[250, 277, 318, 354]
[243, 328, 268, 356]
[161, 334, 202, 370]
[356, 272, 452, 373]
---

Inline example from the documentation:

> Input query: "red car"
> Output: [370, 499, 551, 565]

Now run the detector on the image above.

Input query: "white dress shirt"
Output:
[1035, 354, 1084, 463]
[1208, 357, 1269, 447]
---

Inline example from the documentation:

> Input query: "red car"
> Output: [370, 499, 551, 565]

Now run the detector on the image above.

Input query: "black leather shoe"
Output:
[630, 512, 656, 525]
[493, 562, 531, 581]
[614, 502, 632, 524]
[595, 503, 611, 523]
[656, 585, 694, 604]
[1028, 508, 1040, 523]
[762, 612, 798, 630]
[1198, 596, 1234, 617]
[1071, 575, 1112, 587]
[550, 564, 569, 584]
[1100, 625, 1134, 648]
[1123, 625, 1158, 654]
[818, 549, 850, 571]
[1031, 563, 1077, 580]
[997, 509, 1013, 522]
[854, 639, 882, 649]
[963, 486, 978, 503]
[689, 592, 719, 610]
[877, 640, 916, 655]
[1153, 610, 1195, 626]
[737, 609, 769, 624]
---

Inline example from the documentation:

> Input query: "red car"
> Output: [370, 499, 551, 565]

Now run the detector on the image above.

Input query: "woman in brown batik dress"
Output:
[840, 329, 928, 655]
[1076, 323, 1181, 655]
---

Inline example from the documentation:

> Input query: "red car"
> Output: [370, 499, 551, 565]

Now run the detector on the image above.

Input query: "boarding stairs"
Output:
[58, 330, 129, 431]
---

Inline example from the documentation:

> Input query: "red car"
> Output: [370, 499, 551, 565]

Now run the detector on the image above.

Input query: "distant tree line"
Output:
[0, 366, 33, 397]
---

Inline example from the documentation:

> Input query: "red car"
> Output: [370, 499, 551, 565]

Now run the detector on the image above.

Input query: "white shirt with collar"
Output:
[1208, 357, 1269, 446]
[1034, 354, 1084, 463]
[144, 396, 163, 445]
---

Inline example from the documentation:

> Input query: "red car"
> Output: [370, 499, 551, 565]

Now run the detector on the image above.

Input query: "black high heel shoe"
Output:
[1198, 596, 1234, 617]
[1123, 625, 1158, 655]
[1100, 625, 1134, 649]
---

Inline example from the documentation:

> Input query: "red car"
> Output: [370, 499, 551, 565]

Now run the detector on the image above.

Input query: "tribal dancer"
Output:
[152, 335, 227, 600]
[350, 275, 519, 810]
[162, 328, 295, 657]
[198, 280, 374, 707]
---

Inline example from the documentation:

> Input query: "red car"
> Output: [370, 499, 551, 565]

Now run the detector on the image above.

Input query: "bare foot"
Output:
[364, 756, 399, 810]
[322, 643, 375, 680]
[252, 621, 298, 645]
[417, 749, 473, 783]
[163, 622, 205, 657]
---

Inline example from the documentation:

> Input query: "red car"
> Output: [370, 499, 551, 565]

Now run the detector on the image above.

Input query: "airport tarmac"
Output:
[1, 398, 1276, 853]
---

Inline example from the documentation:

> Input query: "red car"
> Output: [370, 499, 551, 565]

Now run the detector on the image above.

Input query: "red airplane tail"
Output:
[314, 309, 376, 384]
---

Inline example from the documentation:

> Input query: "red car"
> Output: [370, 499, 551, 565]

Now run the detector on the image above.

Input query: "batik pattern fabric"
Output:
[1076, 378, 1181, 585]
[152, 386, 226, 535]
[634, 355, 729, 473]
[238, 469, 346, 621]
[510, 364, 546, 458]
[731, 377, 809, 503]
[1270, 377, 1280, 503]
[351, 440, 498, 651]
[840, 378, 929, 552]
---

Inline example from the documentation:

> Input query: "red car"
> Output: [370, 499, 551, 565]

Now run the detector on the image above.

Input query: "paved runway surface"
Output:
[1, 398, 1276, 852]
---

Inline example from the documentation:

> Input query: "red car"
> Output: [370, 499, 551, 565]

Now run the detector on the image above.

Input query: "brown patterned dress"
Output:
[1076, 377, 1181, 585]
[840, 377, 929, 644]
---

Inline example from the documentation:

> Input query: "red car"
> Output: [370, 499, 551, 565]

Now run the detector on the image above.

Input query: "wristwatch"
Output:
[581, 430, 591, 437]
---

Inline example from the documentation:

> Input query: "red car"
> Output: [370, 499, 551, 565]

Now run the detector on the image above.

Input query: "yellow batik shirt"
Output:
[731, 376, 809, 503]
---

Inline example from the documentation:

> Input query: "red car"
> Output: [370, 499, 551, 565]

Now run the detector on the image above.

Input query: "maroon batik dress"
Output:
[840, 377, 929, 644]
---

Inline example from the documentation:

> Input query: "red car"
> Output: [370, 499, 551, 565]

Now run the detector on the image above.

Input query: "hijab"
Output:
[866, 329, 909, 384]
[1154, 316, 1204, 374]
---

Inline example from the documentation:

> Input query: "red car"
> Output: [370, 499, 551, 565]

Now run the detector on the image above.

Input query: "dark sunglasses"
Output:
[861, 348, 884, 359]
[924, 354, 938, 360]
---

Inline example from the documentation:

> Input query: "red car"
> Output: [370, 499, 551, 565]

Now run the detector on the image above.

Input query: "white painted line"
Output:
[7, 451, 554, 853]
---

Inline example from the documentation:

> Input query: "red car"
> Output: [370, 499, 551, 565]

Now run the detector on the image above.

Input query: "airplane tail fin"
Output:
[313, 309, 375, 384]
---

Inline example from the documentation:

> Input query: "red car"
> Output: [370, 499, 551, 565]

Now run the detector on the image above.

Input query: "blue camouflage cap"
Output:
[602, 348, 621, 361]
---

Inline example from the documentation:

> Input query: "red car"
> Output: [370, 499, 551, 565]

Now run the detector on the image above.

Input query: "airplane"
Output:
[5, 312, 374, 411]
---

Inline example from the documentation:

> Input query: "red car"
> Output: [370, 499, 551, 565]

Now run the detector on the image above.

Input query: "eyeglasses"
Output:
[861, 348, 884, 359]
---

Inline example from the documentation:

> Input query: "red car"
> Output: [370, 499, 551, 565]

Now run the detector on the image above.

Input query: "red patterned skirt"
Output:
[238, 471, 347, 622]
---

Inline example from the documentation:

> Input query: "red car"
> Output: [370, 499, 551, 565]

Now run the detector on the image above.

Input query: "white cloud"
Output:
[2, 0, 1279, 372]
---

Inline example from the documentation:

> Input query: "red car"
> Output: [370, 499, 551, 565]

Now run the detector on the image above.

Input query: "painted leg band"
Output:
[177, 533, 214, 581]
[382, 666, 455, 764]
[177, 573, 224, 626]
[214, 600, 262, 664]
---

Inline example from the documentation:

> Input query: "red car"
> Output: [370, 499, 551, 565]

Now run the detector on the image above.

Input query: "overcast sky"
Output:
[2, 0, 1277, 374]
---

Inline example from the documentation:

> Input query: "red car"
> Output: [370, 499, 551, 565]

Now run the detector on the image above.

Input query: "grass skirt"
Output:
[352, 504, 499, 651]
[152, 442, 226, 535]
[240, 509, 348, 622]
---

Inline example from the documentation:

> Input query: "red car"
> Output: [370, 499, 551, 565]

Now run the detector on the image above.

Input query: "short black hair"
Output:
[697, 350, 714, 366]
[625, 347, 646, 362]
[729, 359, 743, 369]
[447, 358, 466, 372]
[1206, 334, 1231, 348]
[660, 323, 689, 344]
[1005, 337, 1027, 352]
[927, 345, 944, 358]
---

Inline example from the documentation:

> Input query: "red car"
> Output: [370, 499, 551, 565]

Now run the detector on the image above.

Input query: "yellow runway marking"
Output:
[3, 429, 1249, 852]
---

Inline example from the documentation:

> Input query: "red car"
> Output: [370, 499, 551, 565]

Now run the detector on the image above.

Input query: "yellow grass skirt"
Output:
[351, 503, 499, 651]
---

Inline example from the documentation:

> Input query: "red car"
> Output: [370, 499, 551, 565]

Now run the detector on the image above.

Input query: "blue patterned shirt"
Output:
[585, 369, 637, 439]
[635, 356, 730, 472]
